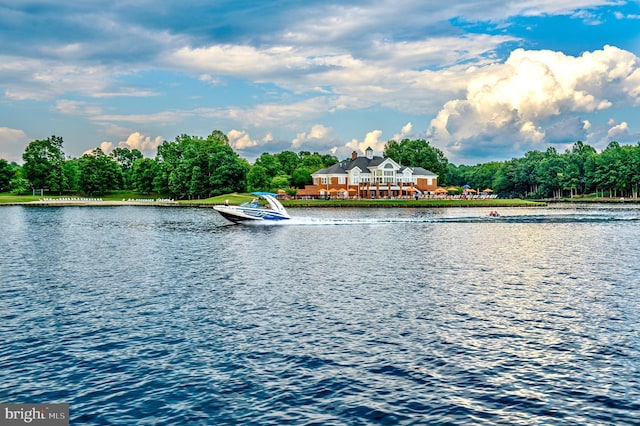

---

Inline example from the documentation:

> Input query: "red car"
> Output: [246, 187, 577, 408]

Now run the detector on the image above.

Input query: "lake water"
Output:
[1, 204, 639, 425]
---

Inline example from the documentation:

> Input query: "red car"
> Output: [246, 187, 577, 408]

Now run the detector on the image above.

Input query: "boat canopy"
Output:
[251, 192, 287, 213]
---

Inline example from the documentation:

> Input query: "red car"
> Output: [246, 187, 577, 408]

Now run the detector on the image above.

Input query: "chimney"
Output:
[351, 151, 358, 160]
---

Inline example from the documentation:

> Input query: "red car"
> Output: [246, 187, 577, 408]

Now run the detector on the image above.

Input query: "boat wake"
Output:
[237, 214, 640, 226]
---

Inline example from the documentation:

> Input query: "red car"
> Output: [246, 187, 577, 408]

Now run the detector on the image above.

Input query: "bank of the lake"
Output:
[0, 192, 546, 208]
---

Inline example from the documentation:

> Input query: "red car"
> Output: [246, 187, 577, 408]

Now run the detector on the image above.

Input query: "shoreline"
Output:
[2, 197, 637, 208]
[2, 200, 182, 207]
[1, 199, 544, 208]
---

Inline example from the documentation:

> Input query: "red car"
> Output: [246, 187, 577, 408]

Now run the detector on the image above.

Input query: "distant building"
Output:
[297, 147, 438, 199]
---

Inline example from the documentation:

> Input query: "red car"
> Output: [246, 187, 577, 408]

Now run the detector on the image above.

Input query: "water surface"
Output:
[1, 204, 639, 424]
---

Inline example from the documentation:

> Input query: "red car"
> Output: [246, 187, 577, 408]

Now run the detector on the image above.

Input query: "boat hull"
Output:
[213, 205, 290, 223]
[214, 192, 291, 224]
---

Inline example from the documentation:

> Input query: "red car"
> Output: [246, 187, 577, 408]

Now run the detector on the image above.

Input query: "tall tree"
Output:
[78, 148, 123, 195]
[130, 158, 158, 193]
[246, 165, 270, 192]
[111, 147, 143, 189]
[63, 159, 80, 192]
[384, 139, 449, 183]
[276, 151, 300, 175]
[291, 166, 312, 188]
[254, 153, 282, 177]
[0, 159, 16, 191]
[22, 135, 67, 193]
[154, 130, 247, 199]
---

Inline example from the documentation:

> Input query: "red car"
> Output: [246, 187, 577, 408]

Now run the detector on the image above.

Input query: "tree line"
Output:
[448, 141, 640, 198]
[1, 130, 638, 199]
[0, 130, 339, 198]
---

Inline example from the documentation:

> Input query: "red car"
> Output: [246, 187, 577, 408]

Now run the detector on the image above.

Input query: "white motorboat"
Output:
[214, 192, 291, 223]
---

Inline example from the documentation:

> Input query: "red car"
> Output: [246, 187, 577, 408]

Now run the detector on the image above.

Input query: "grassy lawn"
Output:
[179, 193, 254, 205]
[0, 194, 44, 203]
[0, 190, 168, 203]
[280, 198, 545, 208]
[182, 194, 545, 207]
[1, 191, 545, 207]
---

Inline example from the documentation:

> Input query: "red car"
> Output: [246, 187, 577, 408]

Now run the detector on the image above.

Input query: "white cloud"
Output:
[223, 97, 333, 128]
[0, 127, 29, 163]
[392, 122, 414, 142]
[228, 129, 259, 150]
[614, 11, 640, 20]
[345, 129, 385, 156]
[168, 32, 514, 117]
[171, 44, 308, 78]
[54, 99, 103, 116]
[92, 111, 189, 125]
[0, 56, 145, 101]
[427, 46, 640, 162]
[82, 133, 162, 157]
[81, 141, 113, 156]
[99, 141, 114, 154]
[120, 132, 163, 157]
[607, 121, 630, 139]
[291, 124, 333, 149]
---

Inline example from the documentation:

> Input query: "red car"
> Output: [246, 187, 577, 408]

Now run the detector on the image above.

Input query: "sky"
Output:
[1, 1, 640, 166]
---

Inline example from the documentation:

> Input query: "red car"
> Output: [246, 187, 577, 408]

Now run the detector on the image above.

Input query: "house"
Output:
[298, 147, 438, 199]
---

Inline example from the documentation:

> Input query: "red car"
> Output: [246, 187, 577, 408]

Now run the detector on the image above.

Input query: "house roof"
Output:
[312, 155, 437, 177]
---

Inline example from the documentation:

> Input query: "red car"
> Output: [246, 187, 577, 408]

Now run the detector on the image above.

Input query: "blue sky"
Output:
[1, 1, 640, 165]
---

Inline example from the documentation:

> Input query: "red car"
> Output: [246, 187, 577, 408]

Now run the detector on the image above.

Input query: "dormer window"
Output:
[365, 147, 374, 160]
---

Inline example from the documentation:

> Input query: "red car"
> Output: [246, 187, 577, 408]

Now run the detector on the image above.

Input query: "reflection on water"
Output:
[1, 204, 639, 425]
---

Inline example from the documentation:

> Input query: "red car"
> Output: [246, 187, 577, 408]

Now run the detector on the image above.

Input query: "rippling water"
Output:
[1, 204, 639, 425]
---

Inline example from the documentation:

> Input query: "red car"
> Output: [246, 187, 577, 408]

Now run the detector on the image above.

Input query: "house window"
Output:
[321, 177, 328, 184]
[351, 171, 360, 184]
[338, 176, 345, 184]
[384, 169, 394, 183]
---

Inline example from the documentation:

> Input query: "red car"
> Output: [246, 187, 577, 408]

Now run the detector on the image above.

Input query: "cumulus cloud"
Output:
[0, 127, 29, 163]
[82, 133, 162, 157]
[427, 46, 640, 163]
[228, 129, 259, 150]
[391, 122, 414, 142]
[607, 121, 630, 139]
[344, 130, 386, 156]
[291, 124, 334, 149]
[82, 141, 112, 156]
[120, 132, 163, 157]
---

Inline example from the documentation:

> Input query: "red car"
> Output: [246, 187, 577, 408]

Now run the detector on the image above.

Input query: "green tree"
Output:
[246, 165, 270, 192]
[130, 158, 158, 193]
[254, 153, 281, 177]
[0, 159, 16, 191]
[111, 147, 143, 189]
[270, 175, 291, 192]
[22, 135, 67, 193]
[276, 151, 300, 175]
[63, 159, 80, 192]
[291, 166, 312, 188]
[9, 176, 30, 194]
[299, 151, 331, 171]
[207, 142, 248, 196]
[78, 148, 123, 195]
[154, 130, 247, 199]
[384, 138, 449, 183]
